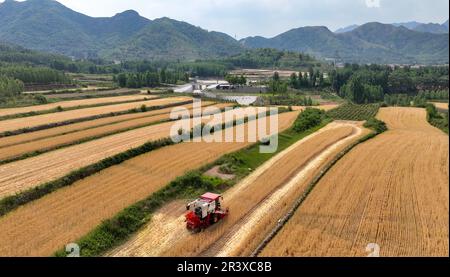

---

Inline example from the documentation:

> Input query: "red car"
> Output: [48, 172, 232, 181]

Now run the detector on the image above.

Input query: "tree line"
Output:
[114, 69, 189, 88]
[268, 68, 328, 94]
[329, 64, 449, 104]
[0, 66, 71, 85]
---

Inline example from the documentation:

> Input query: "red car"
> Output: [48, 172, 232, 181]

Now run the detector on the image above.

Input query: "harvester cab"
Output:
[185, 192, 229, 232]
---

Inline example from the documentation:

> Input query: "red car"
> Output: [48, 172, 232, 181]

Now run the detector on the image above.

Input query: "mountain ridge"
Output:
[337, 20, 449, 34]
[241, 22, 449, 64]
[0, 0, 243, 60]
[0, 0, 448, 64]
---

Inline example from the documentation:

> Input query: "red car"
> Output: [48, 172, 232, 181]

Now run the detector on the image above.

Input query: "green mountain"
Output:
[0, 0, 243, 60]
[103, 18, 243, 61]
[1, 0, 448, 65]
[241, 23, 449, 64]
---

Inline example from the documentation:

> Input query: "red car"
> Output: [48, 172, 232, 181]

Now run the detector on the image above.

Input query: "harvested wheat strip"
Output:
[260, 107, 449, 257]
[0, 97, 192, 134]
[0, 94, 155, 118]
[0, 102, 226, 163]
[0, 112, 298, 257]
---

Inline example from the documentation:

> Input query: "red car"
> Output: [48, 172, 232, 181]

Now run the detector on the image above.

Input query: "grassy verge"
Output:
[0, 97, 156, 121]
[53, 108, 331, 257]
[0, 99, 193, 138]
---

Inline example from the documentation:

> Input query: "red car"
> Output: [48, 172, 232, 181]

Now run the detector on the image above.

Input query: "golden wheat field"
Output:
[0, 94, 155, 117]
[108, 122, 367, 257]
[261, 107, 449, 257]
[0, 97, 191, 133]
[0, 112, 298, 257]
[0, 101, 215, 149]
[0, 102, 226, 162]
[0, 104, 243, 198]
[162, 124, 363, 257]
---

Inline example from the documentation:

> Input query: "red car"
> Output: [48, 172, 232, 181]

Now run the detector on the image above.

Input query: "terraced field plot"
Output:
[0, 101, 204, 149]
[261, 107, 449, 257]
[108, 122, 367, 257]
[0, 102, 225, 162]
[0, 111, 298, 257]
[0, 94, 154, 117]
[0, 104, 243, 198]
[0, 97, 191, 134]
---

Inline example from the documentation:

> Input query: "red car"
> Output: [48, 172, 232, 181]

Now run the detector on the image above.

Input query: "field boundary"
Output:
[250, 126, 385, 257]
[0, 99, 193, 138]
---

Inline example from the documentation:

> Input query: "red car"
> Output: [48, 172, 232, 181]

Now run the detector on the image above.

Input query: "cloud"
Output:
[365, 0, 381, 8]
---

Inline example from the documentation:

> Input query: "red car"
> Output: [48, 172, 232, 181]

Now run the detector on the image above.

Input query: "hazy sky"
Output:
[5, 0, 450, 38]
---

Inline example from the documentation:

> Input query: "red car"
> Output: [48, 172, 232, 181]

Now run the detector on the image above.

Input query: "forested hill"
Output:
[0, 0, 243, 61]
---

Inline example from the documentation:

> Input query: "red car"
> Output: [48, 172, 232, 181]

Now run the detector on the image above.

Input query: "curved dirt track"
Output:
[0, 94, 154, 117]
[108, 122, 366, 257]
[261, 107, 449, 257]
[0, 112, 298, 257]
[0, 102, 224, 162]
[0, 97, 191, 133]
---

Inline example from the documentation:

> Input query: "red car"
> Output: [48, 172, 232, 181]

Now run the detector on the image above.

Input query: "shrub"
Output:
[293, 108, 324, 133]
[364, 118, 387, 134]
[426, 104, 448, 133]
[33, 94, 48, 104]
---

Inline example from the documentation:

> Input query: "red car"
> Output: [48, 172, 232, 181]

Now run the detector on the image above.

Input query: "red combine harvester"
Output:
[185, 192, 229, 232]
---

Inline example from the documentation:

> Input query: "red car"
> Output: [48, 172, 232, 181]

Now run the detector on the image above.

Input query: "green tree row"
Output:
[0, 66, 71, 85]
[225, 75, 247, 85]
[115, 69, 189, 88]
[329, 64, 449, 104]
[289, 67, 326, 89]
